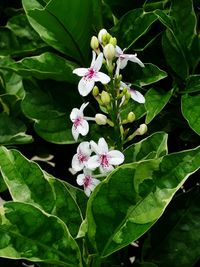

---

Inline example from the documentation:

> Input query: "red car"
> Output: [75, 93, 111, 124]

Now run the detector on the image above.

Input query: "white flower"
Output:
[87, 137, 124, 173]
[70, 102, 89, 141]
[77, 169, 100, 197]
[72, 141, 91, 172]
[120, 82, 145, 104]
[73, 52, 110, 96]
[116, 46, 144, 75]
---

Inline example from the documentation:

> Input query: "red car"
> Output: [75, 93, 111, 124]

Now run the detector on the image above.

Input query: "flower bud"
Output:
[101, 91, 111, 105]
[137, 124, 147, 135]
[127, 112, 135, 122]
[90, 36, 99, 50]
[95, 113, 107, 125]
[92, 86, 99, 96]
[103, 44, 115, 61]
[102, 32, 111, 45]
[109, 37, 117, 46]
[98, 29, 107, 43]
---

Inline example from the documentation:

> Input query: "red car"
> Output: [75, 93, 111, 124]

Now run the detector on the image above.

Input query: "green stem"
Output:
[109, 79, 124, 150]
[87, 254, 102, 267]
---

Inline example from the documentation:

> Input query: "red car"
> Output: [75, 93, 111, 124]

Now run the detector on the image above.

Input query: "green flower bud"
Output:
[98, 29, 108, 43]
[109, 37, 117, 46]
[104, 44, 115, 61]
[95, 113, 107, 125]
[127, 112, 135, 122]
[137, 124, 148, 135]
[92, 86, 99, 96]
[101, 91, 111, 105]
[90, 36, 99, 50]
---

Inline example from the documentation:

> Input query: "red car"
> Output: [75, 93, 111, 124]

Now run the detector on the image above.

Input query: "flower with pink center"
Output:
[120, 82, 145, 104]
[115, 46, 144, 76]
[71, 141, 91, 172]
[76, 169, 100, 197]
[70, 102, 89, 141]
[87, 137, 124, 173]
[73, 51, 110, 96]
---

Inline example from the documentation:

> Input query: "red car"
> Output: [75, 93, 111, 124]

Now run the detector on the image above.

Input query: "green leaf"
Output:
[145, 88, 173, 124]
[181, 94, 200, 136]
[2, 52, 78, 83]
[170, 0, 197, 47]
[154, 10, 189, 79]
[0, 202, 82, 266]
[162, 30, 189, 79]
[21, 79, 81, 144]
[188, 34, 200, 71]
[0, 113, 33, 145]
[0, 15, 46, 57]
[86, 146, 200, 257]
[0, 70, 24, 98]
[132, 63, 167, 87]
[124, 131, 168, 163]
[22, 0, 92, 64]
[142, 187, 200, 267]
[183, 75, 200, 93]
[0, 146, 83, 237]
[112, 8, 157, 49]
[0, 27, 18, 56]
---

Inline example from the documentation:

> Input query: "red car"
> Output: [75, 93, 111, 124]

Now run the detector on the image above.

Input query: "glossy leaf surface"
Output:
[181, 94, 200, 136]
[0, 146, 83, 237]
[22, 0, 92, 64]
[86, 146, 200, 257]
[142, 187, 200, 267]
[124, 132, 168, 163]
[0, 202, 82, 266]
[145, 88, 173, 124]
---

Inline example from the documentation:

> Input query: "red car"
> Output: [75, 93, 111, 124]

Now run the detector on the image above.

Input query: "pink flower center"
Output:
[100, 154, 109, 168]
[74, 116, 82, 128]
[78, 152, 87, 163]
[83, 175, 92, 188]
[84, 68, 96, 80]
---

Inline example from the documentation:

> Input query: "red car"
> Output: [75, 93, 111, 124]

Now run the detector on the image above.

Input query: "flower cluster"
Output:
[70, 29, 147, 196]
[72, 138, 124, 196]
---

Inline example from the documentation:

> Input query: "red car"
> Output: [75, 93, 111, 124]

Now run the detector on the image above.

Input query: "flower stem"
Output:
[109, 78, 124, 150]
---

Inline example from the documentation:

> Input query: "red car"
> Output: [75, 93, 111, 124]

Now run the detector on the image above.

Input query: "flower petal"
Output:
[86, 155, 100, 170]
[95, 72, 110, 84]
[77, 119, 89, 136]
[115, 45, 123, 56]
[70, 108, 80, 121]
[85, 187, 91, 197]
[98, 137, 109, 153]
[100, 164, 114, 174]
[78, 141, 91, 156]
[79, 102, 89, 113]
[119, 57, 128, 69]
[76, 174, 85, 186]
[91, 51, 97, 67]
[72, 154, 84, 172]
[78, 78, 95, 96]
[92, 178, 101, 187]
[126, 54, 145, 67]
[90, 140, 101, 154]
[130, 89, 145, 103]
[72, 125, 79, 141]
[108, 150, 124, 165]
[73, 68, 88, 77]
[93, 52, 103, 71]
